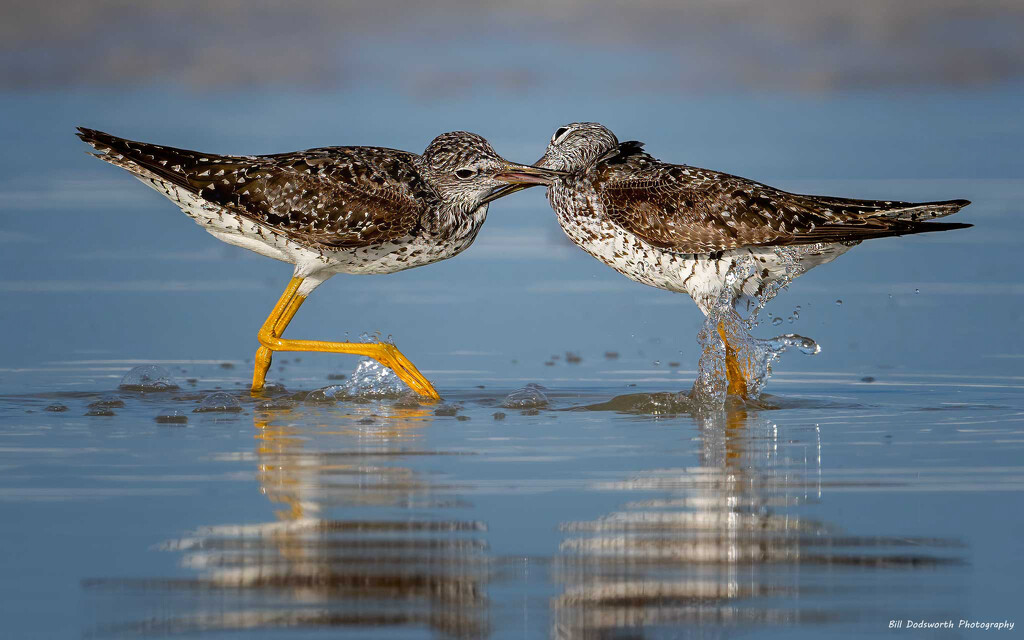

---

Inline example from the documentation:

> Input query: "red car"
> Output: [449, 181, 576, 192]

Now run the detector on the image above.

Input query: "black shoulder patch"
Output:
[602, 140, 648, 165]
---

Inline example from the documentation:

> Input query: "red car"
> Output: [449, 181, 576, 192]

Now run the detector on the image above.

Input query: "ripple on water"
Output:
[579, 392, 692, 416]
[434, 404, 461, 416]
[88, 394, 125, 409]
[255, 397, 297, 411]
[154, 410, 188, 424]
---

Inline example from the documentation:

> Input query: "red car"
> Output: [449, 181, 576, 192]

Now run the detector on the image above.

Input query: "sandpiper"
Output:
[78, 128, 559, 398]
[528, 122, 971, 396]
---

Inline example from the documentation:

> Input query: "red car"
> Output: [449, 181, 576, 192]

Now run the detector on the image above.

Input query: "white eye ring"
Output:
[455, 168, 475, 180]
[551, 126, 571, 144]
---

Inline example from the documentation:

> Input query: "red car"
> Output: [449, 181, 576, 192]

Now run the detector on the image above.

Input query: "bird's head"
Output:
[419, 132, 563, 209]
[535, 122, 619, 174]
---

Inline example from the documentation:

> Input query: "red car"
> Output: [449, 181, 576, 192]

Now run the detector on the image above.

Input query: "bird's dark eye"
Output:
[552, 127, 570, 143]
[455, 168, 475, 180]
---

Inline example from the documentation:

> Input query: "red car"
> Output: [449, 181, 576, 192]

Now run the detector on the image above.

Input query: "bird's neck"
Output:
[429, 200, 488, 238]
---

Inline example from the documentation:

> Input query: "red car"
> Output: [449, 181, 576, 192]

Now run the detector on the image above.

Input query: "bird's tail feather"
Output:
[76, 127, 210, 191]
[798, 193, 971, 222]
[868, 199, 969, 222]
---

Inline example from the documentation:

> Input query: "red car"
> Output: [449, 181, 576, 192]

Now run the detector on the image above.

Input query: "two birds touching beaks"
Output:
[78, 123, 971, 400]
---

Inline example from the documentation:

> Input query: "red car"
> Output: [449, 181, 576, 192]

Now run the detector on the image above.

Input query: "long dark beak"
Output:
[481, 162, 566, 205]
[480, 183, 530, 204]
[492, 162, 566, 185]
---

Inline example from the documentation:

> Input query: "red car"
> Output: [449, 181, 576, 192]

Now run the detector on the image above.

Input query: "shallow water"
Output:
[2, 357, 1023, 638]
[2, 83, 1024, 637]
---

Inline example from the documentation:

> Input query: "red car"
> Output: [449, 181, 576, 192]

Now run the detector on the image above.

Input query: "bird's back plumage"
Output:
[77, 127, 437, 251]
[591, 142, 971, 255]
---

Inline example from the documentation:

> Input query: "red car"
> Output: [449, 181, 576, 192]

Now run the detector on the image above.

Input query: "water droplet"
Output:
[772, 317, 784, 326]
[835, 299, 843, 306]
[194, 392, 242, 413]
[652, 360, 661, 366]
[914, 288, 920, 294]
[502, 385, 549, 409]
[792, 310, 800, 319]
[119, 365, 178, 392]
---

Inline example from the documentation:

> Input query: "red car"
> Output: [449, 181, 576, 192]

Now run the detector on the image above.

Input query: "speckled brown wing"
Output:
[77, 128, 432, 249]
[592, 149, 970, 254]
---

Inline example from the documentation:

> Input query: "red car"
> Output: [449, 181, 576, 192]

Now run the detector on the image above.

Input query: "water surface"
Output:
[1, 84, 1023, 638]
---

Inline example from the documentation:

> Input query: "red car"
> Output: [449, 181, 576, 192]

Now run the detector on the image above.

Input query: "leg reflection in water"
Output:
[553, 402, 966, 638]
[91, 399, 490, 638]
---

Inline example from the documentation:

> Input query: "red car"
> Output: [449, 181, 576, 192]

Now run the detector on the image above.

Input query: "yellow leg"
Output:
[252, 277, 304, 392]
[717, 320, 749, 399]
[251, 277, 440, 399]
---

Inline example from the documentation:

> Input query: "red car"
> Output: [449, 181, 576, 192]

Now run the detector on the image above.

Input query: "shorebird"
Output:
[77, 128, 560, 399]
[526, 122, 971, 396]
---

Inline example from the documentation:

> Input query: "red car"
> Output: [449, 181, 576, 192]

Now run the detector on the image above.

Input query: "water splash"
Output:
[358, 331, 395, 346]
[690, 253, 820, 408]
[337, 358, 407, 399]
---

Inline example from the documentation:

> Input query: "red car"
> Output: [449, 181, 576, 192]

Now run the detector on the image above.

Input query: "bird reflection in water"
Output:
[92, 399, 490, 638]
[553, 400, 965, 637]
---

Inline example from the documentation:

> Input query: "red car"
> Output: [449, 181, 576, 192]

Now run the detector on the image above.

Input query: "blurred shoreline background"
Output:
[4, 1, 1024, 94]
